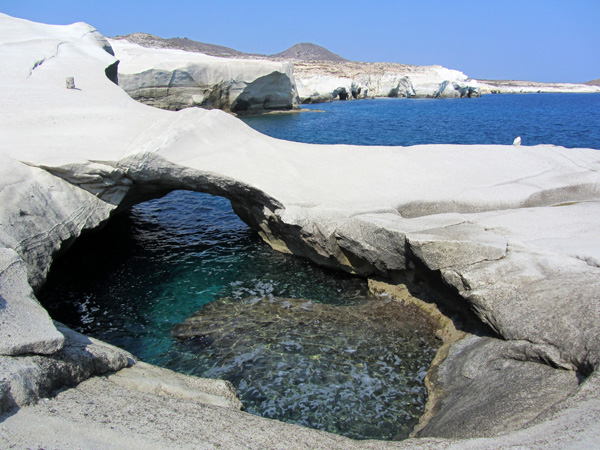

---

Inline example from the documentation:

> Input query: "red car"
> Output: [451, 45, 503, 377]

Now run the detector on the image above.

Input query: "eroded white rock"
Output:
[478, 79, 600, 94]
[293, 61, 481, 102]
[109, 39, 300, 113]
[0, 248, 64, 356]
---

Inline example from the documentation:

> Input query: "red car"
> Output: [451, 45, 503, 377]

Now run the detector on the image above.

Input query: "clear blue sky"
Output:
[2, 0, 598, 82]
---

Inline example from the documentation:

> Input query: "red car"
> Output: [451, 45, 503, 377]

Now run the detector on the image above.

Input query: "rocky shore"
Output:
[109, 38, 481, 112]
[293, 61, 480, 102]
[110, 34, 598, 112]
[1, 13, 600, 449]
[109, 39, 300, 114]
[478, 79, 600, 94]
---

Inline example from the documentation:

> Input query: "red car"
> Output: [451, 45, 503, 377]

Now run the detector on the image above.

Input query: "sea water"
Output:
[39, 94, 600, 440]
[243, 94, 600, 149]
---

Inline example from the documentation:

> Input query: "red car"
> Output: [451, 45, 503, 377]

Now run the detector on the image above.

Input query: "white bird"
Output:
[513, 136, 522, 146]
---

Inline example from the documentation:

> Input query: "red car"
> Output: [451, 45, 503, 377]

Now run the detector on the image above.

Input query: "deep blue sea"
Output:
[40, 94, 600, 440]
[243, 94, 600, 149]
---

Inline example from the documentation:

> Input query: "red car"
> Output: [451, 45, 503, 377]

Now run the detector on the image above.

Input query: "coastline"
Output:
[2, 12, 600, 449]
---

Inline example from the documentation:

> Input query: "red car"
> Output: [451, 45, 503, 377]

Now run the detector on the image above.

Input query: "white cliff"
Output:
[109, 39, 299, 113]
[108, 35, 599, 112]
[110, 37, 480, 108]
[1, 12, 600, 450]
[293, 61, 481, 102]
[477, 79, 600, 94]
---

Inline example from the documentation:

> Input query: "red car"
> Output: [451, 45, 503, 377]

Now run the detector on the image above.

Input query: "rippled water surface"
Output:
[242, 94, 600, 149]
[41, 191, 436, 440]
[40, 94, 599, 440]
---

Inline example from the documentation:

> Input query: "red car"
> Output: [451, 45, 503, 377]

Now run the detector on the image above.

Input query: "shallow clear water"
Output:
[41, 193, 372, 369]
[42, 191, 436, 440]
[40, 94, 599, 440]
[173, 296, 438, 440]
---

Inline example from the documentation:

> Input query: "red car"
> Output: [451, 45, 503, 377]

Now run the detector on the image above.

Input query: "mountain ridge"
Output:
[113, 33, 347, 62]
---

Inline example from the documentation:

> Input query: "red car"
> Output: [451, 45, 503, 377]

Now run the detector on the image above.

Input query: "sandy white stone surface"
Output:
[1, 12, 600, 449]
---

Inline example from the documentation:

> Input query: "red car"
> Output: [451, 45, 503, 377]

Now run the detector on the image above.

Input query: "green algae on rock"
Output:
[173, 296, 441, 440]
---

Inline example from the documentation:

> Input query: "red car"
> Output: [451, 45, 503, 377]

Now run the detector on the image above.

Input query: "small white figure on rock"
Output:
[513, 136, 522, 146]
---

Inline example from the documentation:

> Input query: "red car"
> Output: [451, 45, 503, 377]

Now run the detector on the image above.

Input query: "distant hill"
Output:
[270, 43, 347, 62]
[113, 33, 348, 62]
[584, 79, 600, 86]
[112, 33, 260, 58]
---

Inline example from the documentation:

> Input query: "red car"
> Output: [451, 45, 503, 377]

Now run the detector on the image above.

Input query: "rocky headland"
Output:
[1, 12, 600, 449]
[111, 33, 598, 112]
[478, 79, 600, 94]
[109, 39, 299, 113]
[111, 35, 481, 109]
[292, 60, 480, 102]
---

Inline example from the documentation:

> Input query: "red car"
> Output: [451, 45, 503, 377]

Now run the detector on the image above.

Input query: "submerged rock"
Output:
[173, 296, 440, 440]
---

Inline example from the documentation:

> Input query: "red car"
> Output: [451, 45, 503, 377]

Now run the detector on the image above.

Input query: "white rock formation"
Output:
[477, 79, 600, 94]
[1, 12, 600, 450]
[108, 36, 600, 112]
[109, 39, 300, 113]
[293, 61, 481, 102]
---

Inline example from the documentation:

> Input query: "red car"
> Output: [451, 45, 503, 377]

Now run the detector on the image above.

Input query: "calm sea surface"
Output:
[243, 94, 600, 149]
[40, 94, 600, 440]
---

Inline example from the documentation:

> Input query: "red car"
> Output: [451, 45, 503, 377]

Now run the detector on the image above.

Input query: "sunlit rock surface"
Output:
[1, 12, 600, 449]
[109, 39, 300, 113]
[293, 61, 480, 102]
[478, 79, 600, 94]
